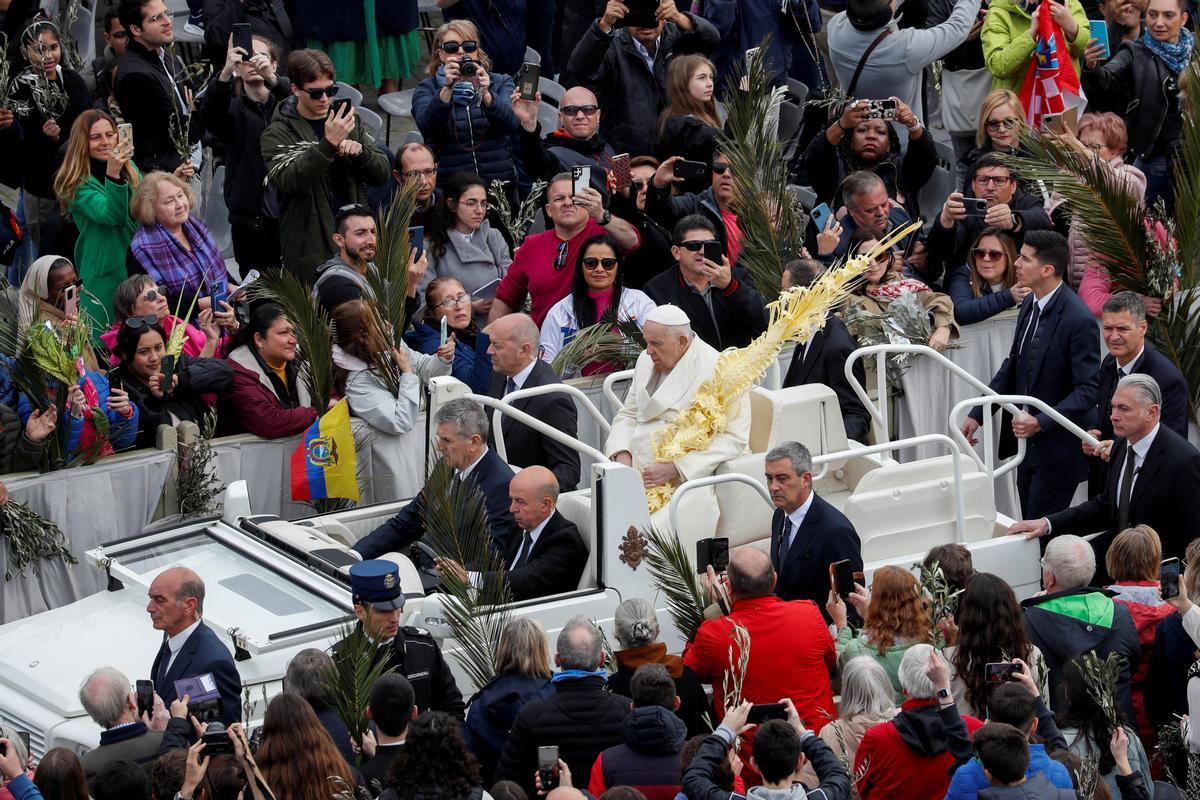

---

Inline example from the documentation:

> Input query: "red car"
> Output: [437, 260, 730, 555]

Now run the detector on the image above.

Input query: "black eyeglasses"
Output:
[124, 314, 160, 330]
[712, 163, 730, 174]
[582, 257, 618, 271]
[553, 241, 569, 271]
[439, 40, 479, 54]
[631, 179, 646, 192]
[302, 85, 339, 100]
[561, 104, 599, 117]
[678, 239, 719, 251]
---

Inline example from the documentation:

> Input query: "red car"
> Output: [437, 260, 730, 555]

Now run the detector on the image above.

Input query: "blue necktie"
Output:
[505, 378, 517, 396]
[778, 519, 792, 569]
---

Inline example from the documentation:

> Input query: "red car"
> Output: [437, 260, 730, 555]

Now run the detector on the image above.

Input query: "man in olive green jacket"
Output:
[261, 49, 390, 281]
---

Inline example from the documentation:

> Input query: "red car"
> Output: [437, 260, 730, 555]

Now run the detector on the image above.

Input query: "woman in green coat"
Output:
[981, 0, 1091, 93]
[53, 109, 140, 341]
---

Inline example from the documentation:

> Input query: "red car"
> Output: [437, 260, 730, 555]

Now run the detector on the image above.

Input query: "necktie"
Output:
[1117, 446, 1137, 532]
[778, 519, 792, 569]
[1019, 301, 1041, 355]
[155, 639, 172, 685]
[505, 378, 517, 396]
[513, 530, 535, 569]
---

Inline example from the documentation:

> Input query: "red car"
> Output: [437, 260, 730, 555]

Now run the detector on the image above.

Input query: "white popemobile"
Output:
[0, 343, 1098, 760]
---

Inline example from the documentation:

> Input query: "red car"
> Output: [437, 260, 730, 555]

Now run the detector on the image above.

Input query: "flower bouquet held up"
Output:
[1143, 211, 1181, 299]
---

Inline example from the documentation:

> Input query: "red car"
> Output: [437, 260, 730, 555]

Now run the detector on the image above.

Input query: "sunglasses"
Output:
[124, 314, 160, 330]
[678, 239, 719, 251]
[972, 248, 1005, 261]
[582, 257, 618, 271]
[986, 118, 1019, 132]
[631, 179, 646, 192]
[302, 85, 339, 100]
[141, 286, 166, 302]
[554, 241, 569, 271]
[561, 104, 599, 117]
[440, 40, 479, 54]
[712, 163, 730, 174]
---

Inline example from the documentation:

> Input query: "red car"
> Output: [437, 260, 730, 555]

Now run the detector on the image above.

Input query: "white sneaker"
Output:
[183, 16, 204, 37]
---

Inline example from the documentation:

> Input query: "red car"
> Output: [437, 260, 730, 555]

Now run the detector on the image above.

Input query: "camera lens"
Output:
[461, 59, 478, 76]
[204, 721, 227, 735]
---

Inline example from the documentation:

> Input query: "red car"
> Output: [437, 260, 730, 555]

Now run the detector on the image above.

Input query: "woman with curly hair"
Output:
[829, 565, 932, 702]
[945, 572, 1047, 719]
[383, 711, 487, 800]
[256, 692, 361, 800]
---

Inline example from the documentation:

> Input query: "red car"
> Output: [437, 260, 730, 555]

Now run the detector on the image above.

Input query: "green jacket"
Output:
[836, 626, 922, 704]
[261, 96, 391, 282]
[68, 173, 140, 338]
[981, 0, 1090, 92]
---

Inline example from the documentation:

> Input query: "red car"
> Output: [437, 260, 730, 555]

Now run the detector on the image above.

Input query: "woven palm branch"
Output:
[367, 180, 419, 345]
[642, 524, 707, 643]
[550, 310, 646, 376]
[644, 223, 919, 515]
[325, 620, 395, 755]
[717, 38, 808, 300]
[420, 457, 514, 689]
[248, 270, 333, 409]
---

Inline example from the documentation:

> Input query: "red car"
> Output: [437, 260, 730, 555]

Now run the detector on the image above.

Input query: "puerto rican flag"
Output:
[1019, 1, 1082, 128]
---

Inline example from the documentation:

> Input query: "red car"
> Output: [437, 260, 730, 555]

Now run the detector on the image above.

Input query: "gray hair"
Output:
[1101, 291, 1147, 323]
[613, 598, 660, 650]
[839, 656, 898, 719]
[434, 398, 490, 441]
[79, 667, 131, 729]
[285, 648, 335, 706]
[1043, 534, 1096, 589]
[1116, 373, 1162, 408]
[898, 643, 937, 699]
[765, 441, 812, 476]
[178, 575, 205, 616]
[843, 171, 885, 208]
[549, 171, 574, 195]
[556, 615, 604, 671]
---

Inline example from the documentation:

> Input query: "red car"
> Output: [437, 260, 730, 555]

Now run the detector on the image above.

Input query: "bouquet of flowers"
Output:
[1143, 213, 1181, 298]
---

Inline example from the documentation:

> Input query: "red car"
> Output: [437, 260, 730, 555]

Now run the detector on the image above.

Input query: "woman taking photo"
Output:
[957, 90, 1027, 190]
[109, 316, 234, 449]
[53, 109, 139, 331]
[412, 21, 520, 190]
[382, 712, 487, 800]
[1082, 0, 1192, 211]
[655, 55, 722, 183]
[18, 255, 101, 371]
[405, 277, 493, 394]
[422, 171, 511, 326]
[538, 236, 656, 376]
[218, 304, 320, 439]
[256, 691, 361, 800]
[945, 228, 1028, 325]
[129, 172, 233, 310]
[101, 275, 235, 366]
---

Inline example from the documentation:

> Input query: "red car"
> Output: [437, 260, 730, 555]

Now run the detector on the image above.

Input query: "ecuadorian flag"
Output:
[291, 399, 360, 502]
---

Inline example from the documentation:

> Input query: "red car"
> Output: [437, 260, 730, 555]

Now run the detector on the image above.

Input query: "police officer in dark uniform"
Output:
[335, 560, 465, 718]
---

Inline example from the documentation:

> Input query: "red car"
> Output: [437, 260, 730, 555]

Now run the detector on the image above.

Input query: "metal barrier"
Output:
[490, 383, 612, 465]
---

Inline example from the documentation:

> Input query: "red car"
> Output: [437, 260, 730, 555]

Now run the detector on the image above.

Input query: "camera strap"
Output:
[846, 29, 892, 98]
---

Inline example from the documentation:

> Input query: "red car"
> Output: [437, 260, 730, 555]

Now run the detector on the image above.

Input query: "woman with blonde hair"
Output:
[945, 227, 1027, 325]
[53, 109, 139, 332]
[463, 617, 554, 783]
[412, 20, 520, 189]
[655, 55, 722, 176]
[829, 565, 933, 701]
[957, 89, 1027, 190]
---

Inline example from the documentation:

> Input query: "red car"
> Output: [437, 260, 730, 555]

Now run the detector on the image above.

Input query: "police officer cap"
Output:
[349, 559, 405, 611]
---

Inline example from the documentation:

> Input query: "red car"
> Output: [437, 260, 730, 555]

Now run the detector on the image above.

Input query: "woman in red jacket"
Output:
[218, 303, 319, 438]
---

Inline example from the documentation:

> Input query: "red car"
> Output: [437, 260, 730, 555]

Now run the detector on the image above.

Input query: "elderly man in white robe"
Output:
[605, 304, 751, 539]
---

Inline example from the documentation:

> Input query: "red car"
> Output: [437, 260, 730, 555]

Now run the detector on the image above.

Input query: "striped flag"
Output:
[1019, 1, 1081, 128]
[291, 399, 360, 502]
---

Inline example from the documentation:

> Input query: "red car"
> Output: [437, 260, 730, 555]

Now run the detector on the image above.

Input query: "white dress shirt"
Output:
[781, 492, 816, 549]
[1119, 422, 1159, 499]
[164, 618, 202, 676]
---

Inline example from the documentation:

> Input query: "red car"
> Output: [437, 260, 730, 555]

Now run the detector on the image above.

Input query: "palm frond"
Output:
[717, 38, 808, 300]
[0, 500, 76, 580]
[420, 457, 513, 688]
[550, 310, 646, 376]
[326, 621, 394, 755]
[642, 525, 707, 643]
[1074, 650, 1125, 734]
[367, 180, 419, 343]
[248, 270, 333, 409]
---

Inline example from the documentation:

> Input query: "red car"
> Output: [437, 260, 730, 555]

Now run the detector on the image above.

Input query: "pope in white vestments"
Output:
[605, 304, 751, 538]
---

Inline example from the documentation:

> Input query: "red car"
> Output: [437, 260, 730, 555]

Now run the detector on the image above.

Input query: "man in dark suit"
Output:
[780, 259, 871, 443]
[1083, 292, 1189, 496]
[146, 567, 242, 726]
[961, 230, 1100, 518]
[764, 441, 862, 625]
[354, 398, 519, 558]
[438, 465, 588, 600]
[484, 313, 581, 492]
[1009, 374, 1200, 576]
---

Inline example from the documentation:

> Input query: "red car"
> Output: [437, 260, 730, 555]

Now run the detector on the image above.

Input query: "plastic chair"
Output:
[337, 82, 364, 107]
[403, 130, 425, 145]
[357, 106, 384, 139]
[377, 88, 417, 146]
[778, 100, 803, 162]
[538, 76, 566, 106]
[524, 46, 541, 65]
[785, 78, 809, 108]
[537, 101, 559, 133]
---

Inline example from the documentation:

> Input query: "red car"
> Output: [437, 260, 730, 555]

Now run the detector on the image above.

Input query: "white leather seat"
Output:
[555, 489, 596, 590]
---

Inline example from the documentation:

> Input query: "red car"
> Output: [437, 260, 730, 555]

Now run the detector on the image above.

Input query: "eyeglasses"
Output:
[124, 314, 160, 330]
[435, 293, 472, 310]
[336, 202, 372, 218]
[972, 248, 1005, 261]
[561, 104, 599, 117]
[141, 286, 166, 302]
[973, 175, 1013, 187]
[302, 85, 339, 100]
[712, 163, 730, 175]
[678, 239, 719, 251]
[986, 118, 1019, 132]
[439, 40, 479, 54]
[459, 198, 489, 210]
[582, 256, 618, 271]
[110, 30, 129, 39]
[144, 10, 170, 24]
[401, 167, 438, 180]
[631, 179, 646, 192]
[554, 241, 569, 270]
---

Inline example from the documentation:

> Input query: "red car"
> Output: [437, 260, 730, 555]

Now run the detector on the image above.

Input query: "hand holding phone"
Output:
[1089, 20, 1110, 60]
[810, 202, 832, 234]
[62, 284, 79, 318]
[572, 165, 591, 196]
[985, 661, 1023, 683]
[518, 62, 541, 101]
[1162, 557, 1182, 600]
[746, 702, 789, 724]
[232, 23, 253, 60]
[611, 153, 632, 191]
[440, 315, 449, 346]
[537, 746, 560, 791]
[136, 680, 155, 719]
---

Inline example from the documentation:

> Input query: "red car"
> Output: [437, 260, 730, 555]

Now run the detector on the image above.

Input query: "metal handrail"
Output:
[489, 383, 612, 463]
[668, 433, 971, 543]
[463, 392, 611, 465]
[602, 369, 635, 414]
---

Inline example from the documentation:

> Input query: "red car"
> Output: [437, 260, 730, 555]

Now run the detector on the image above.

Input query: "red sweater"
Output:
[218, 357, 318, 439]
[855, 699, 984, 800]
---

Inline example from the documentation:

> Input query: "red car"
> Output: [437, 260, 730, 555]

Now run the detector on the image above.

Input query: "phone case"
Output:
[572, 166, 590, 194]
[611, 154, 631, 191]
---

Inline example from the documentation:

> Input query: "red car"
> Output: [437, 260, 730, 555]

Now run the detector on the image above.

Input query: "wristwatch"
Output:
[599, 209, 612, 226]
[936, 687, 952, 702]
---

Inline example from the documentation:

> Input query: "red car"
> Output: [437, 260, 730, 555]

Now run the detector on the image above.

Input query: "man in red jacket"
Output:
[683, 547, 836, 785]
[855, 643, 984, 800]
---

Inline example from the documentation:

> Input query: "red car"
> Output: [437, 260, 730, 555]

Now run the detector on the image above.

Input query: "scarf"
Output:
[550, 668, 608, 684]
[130, 217, 228, 300]
[866, 276, 931, 299]
[1141, 27, 1195, 74]
[615, 642, 685, 679]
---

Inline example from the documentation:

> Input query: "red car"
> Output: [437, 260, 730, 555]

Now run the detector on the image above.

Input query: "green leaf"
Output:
[641, 525, 707, 644]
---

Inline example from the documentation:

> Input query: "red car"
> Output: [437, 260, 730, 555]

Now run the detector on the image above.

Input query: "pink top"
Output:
[721, 208, 743, 265]
[100, 315, 210, 366]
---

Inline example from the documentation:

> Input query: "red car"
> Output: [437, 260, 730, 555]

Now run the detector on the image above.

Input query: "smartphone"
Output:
[673, 159, 709, 182]
[517, 62, 540, 101]
[62, 284, 79, 318]
[829, 559, 855, 596]
[744, 46, 761, 70]
[618, 0, 658, 27]
[408, 225, 425, 261]
[440, 315, 449, 346]
[331, 97, 353, 117]
[695, 537, 730, 574]
[232, 23, 253, 60]
[15, 732, 29, 755]
[1162, 557, 1182, 601]
[985, 661, 1023, 683]
[611, 153, 632, 191]
[963, 197, 989, 217]
[1089, 20, 1110, 60]
[210, 284, 229, 313]
[747, 702, 788, 724]
[811, 202, 833, 234]
[117, 122, 133, 150]
[136, 679, 154, 718]
[1042, 112, 1065, 134]
[537, 746, 560, 791]
[868, 98, 898, 120]
[571, 165, 591, 196]
[702, 240, 724, 265]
